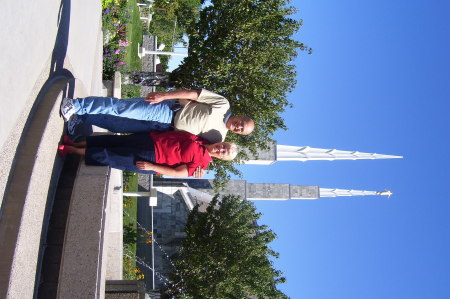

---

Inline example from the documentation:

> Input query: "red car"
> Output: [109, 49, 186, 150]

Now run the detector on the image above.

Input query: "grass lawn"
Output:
[121, 84, 142, 98]
[121, 0, 143, 279]
[122, 171, 139, 279]
[125, 0, 143, 71]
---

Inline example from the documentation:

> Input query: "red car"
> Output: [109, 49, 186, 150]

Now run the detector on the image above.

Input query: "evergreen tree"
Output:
[165, 195, 288, 298]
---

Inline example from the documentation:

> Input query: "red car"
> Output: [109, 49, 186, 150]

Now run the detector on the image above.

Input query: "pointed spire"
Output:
[154, 179, 393, 203]
[242, 142, 403, 164]
[276, 145, 403, 161]
[376, 190, 393, 197]
[319, 188, 393, 198]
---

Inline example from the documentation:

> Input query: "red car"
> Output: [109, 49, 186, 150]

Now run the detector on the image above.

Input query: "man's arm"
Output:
[145, 90, 201, 104]
[135, 161, 189, 177]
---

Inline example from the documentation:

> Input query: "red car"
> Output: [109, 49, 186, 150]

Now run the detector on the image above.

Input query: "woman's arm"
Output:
[135, 161, 189, 177]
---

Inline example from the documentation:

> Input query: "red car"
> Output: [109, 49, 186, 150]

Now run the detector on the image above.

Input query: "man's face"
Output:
[227, 116, 254, 135]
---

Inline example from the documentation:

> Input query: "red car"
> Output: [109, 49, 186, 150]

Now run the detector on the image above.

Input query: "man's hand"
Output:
[192, 166, 205, 178]
[136, 161, 153, 170]
[145, 92, 166, 104]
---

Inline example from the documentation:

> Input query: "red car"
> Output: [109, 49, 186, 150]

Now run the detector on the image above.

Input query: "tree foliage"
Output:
[153, 0, 203, 29]
[165, 194, 288, 298]
[169, 0, 311, 185]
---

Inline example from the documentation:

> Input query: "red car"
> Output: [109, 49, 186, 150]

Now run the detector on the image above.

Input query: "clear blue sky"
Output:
[169, 1, 450, 298]
[238, 1, 449, 298]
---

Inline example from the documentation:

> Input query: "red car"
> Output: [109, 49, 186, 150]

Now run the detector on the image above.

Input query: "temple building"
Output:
[136, 176, 392, 289]
[132, 142, 401, 290]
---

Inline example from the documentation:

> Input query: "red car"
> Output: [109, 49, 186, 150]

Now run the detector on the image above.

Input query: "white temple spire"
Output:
[277, 145, 402, 161]
[157, 179, 394, 203]
[319, 188, 393, 198]
[243, 143, 403, 164]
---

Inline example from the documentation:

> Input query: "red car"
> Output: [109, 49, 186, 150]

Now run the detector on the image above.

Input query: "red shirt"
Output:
[150, 131, 212, 176]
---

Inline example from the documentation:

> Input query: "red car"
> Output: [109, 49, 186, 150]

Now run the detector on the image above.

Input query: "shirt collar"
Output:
[224, 110, 232, 124]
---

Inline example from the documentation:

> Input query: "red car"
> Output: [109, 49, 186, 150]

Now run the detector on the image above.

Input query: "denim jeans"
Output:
[73, 97, 175, 133]
[85, 133, 157, 174]
[73, 97, 174, 123]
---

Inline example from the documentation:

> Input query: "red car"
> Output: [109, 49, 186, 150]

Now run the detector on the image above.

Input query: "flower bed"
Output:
[102, 0, 130, 79]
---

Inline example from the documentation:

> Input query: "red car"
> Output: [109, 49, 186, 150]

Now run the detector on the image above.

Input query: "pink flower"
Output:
[115, 49, 120, 54]
[119, 41, 129, 46]
[118, 61, 124, 65]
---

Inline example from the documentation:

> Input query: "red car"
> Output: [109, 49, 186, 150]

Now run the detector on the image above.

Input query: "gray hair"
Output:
[222, 142, 238, 161]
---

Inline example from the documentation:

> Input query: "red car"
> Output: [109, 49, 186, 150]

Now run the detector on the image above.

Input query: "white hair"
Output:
[222, 142, 238, 161]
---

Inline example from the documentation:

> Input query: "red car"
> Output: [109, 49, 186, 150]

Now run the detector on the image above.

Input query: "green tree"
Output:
[165, 194, 288, 298]
[150, 0, 202, 41]
[153, 0, 202, 29]
[169, 0, 311, 186]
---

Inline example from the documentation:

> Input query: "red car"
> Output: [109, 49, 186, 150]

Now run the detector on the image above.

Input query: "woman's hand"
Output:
[192, 166, 205, 178]
[135, 162, 189, 177]
[136, 161, 154, 170]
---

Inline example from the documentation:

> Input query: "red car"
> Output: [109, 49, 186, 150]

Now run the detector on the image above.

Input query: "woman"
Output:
[58, 131, 238, 177]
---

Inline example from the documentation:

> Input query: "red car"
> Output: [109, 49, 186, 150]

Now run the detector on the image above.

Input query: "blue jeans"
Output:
[73, 97, 175, 133]
[80, 114, 172, 133]
[85, 133, 156, 174]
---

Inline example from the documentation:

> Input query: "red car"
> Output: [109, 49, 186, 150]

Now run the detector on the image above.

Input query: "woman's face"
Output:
[209, 143, 232, 159]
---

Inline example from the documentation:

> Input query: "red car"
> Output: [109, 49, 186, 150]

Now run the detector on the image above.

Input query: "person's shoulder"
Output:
[192, 134, 210, 144]
[171, 130, 200, 141]
[198, 89, 229, 105]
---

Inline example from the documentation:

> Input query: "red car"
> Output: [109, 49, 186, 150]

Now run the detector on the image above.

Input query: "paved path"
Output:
[0, 1, 104, 297]
[0, 0, 103, 202]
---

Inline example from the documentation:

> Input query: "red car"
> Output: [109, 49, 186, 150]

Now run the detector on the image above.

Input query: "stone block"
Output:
[103, 80, 113, 97]
[113, 71, 122, 98]
[106, 168, 123, 280]
[77, 163, 110, 176]
[241, 141, 277, 164]
[57, 164, 109, 299]
[290, 185, 320, 199]
[247, 183, 290, 200]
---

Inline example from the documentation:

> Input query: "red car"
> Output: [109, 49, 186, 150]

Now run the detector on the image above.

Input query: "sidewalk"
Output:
[0, 0, 103, 202]
[0, 1, 104, 297]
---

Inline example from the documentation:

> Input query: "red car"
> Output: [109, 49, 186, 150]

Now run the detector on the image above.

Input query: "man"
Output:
[61, 89, 254, 144]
